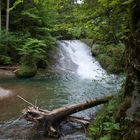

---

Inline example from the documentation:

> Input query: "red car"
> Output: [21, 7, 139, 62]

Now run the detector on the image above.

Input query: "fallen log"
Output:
[20, 95, 112, 137]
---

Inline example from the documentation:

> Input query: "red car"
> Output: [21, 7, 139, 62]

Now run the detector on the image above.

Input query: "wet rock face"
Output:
[0, 88, 12, 99]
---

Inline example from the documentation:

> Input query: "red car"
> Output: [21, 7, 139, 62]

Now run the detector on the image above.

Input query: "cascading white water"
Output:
[56, 40, 107, 80]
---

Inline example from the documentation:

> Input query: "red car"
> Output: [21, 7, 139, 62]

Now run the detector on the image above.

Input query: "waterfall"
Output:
[55, 40, 107, 80]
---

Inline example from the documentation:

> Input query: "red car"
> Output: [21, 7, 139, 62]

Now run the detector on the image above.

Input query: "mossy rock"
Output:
[97, 54, 112, 69]
[16, 65, 37, 78]
[92, 44, 107, 56]
[91, 43, 125, 74]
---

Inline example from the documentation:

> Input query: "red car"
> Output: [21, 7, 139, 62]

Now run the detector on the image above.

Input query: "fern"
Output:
[17, 38, 47, 65]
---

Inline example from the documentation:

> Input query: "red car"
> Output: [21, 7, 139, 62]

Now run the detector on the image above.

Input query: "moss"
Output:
[15, 64, 37, 78]
[97, 54, 112, 69]
[113, 97, 131, 122]
[92, 44, 106, 56]
[92, 43, 125, 74]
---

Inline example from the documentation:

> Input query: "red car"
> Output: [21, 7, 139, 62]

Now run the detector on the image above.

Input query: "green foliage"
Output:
[88, 94, 125, 140]
[79, 0, 128, 42]
[10, 0, 57, 65]
[8, 0, 23, 12]
[2, 0, 129, 42]
[0, 31, 18, 53]
[99, 135, 110, 140]
[0, 0, 128, 78]
[0, 30, 23, 64]
[15, 64, 37, 78]
[17, 38, 46, 65]
[123, 0, 133, 5]
[0, 55, 11, 65]
[92, 43, 125, 74]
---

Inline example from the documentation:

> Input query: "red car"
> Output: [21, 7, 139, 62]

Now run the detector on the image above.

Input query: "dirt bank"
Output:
[0, 69, 15, 79]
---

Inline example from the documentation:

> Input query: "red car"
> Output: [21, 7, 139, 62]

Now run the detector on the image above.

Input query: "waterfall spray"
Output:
[56, 40, 107, 80]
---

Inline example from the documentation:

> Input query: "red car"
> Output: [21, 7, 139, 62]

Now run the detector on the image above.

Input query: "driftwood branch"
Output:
[18, 95, 35, 107]
[18, 95, 50, 113]
[20, 95, 112, 137]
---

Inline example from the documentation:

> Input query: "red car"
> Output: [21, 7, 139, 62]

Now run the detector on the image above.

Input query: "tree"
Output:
[0, 0, 1, 32]
[6, 0, 10, 33]
[124, 0, 140, 119]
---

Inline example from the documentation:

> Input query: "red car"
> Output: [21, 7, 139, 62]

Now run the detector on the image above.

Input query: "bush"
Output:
[17, 38, 47, 64]
[15, 64, 37, 78]
[0, 30, 27, 64]
[88, 94, 126, 140]
[0, 55, 12, 65]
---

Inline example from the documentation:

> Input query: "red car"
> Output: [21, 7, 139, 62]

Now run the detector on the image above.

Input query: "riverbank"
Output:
[0, 69, 15, 79]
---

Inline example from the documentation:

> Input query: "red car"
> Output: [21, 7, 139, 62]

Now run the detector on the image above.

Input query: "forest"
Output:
[0, 0, 140, 140]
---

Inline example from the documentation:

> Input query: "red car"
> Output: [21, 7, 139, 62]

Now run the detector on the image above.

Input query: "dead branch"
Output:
[21, 95, 112, 137]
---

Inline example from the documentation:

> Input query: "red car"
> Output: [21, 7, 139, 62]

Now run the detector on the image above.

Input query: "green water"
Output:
[0, 72, 122, 139]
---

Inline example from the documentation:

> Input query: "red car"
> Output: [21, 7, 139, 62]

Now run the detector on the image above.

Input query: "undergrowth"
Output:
[88, 92, 131, 140]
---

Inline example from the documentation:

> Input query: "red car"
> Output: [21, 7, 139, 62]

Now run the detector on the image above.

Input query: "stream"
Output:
[0, 40, 123, 140]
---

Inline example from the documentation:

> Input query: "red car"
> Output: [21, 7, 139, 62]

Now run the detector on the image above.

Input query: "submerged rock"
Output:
[0, 87, 12, 99]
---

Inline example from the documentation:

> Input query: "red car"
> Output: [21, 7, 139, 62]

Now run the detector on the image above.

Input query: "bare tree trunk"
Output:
[0, 0, 1, 32]
[124, 0, 140, 109]
[21, 95, 112, 137]
[123, 1, 140, 138]
[6, 0, 9, 33]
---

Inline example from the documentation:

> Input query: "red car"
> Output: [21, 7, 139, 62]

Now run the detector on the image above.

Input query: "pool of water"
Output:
[0, 72, 122, 139]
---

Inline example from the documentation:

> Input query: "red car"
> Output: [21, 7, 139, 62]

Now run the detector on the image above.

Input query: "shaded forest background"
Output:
[0, 0, 127, 71]
[0, 0, 140, 139]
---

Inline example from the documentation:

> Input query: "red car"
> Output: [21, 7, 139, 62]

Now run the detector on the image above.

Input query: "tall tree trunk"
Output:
[0, 0, 1, 32]
[125, 0, 140, 120]
[6, 0, 9, 33]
